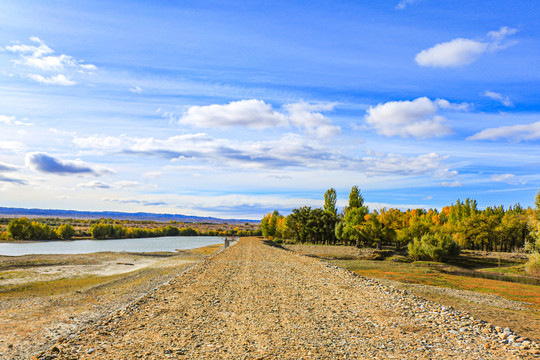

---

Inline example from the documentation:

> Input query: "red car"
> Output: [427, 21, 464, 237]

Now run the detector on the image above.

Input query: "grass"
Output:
[331, 258, 540, 307]
[0, 273, 126, 298]
[284, 243, 540, 341]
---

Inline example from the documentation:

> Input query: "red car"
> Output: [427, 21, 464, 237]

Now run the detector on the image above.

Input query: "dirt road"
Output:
[36, 238, 538, 359]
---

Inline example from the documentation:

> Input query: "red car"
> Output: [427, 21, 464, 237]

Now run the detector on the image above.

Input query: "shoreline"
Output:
[0, 243, 223, 359]
[0, 234, 233, 244]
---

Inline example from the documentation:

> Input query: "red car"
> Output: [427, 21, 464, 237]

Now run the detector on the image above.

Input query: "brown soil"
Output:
[33, 238, 539, 359]
[0, 245, 221, 359]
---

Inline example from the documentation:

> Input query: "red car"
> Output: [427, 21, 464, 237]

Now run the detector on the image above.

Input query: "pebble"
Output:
[34, 238, 539, 360]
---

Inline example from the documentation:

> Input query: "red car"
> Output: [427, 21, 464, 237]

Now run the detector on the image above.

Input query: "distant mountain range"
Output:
[0, 207, 258, 224]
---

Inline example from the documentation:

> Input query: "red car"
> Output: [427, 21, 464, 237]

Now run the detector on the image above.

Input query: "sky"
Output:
[0, 0, 539, 219]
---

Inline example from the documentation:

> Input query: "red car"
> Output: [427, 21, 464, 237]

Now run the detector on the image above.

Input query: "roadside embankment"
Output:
[35, 237, 539, 359]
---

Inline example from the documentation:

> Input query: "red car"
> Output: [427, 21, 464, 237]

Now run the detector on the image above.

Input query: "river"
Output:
[0, 236, 224, 256]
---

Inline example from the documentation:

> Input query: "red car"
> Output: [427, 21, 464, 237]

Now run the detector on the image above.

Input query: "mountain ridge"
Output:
[0, 206, 258, 224]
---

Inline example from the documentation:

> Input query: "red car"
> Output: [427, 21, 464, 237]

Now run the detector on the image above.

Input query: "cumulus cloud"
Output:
[178, 99, 341, 137]
[285, 102, 341, 137]
[180, 99, 288, 129]
[27, 73, 76, 86]
[467, 121, 540, 141]
[415, 26, 517, 67]
[25, 152, 113, 176]
[483, 90, 513, 107]
[0, 115, 32, 126]
[365, 97, 456, 138]
[2, 37, 96, 85]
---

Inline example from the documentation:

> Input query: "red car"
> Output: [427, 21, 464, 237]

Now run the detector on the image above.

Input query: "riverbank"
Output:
[0, 244, 222, 359]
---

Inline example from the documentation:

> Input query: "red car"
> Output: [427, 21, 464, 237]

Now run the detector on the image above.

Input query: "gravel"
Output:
[36, 238, 539, 359]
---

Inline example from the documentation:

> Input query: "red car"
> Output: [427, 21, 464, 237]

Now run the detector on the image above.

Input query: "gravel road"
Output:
[36, 237, 539, 359]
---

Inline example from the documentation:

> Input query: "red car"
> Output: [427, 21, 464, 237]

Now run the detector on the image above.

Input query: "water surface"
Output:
[0, 236, 223, 256]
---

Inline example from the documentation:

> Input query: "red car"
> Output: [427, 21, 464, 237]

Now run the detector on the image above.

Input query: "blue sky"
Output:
[0, 0, 539, 219]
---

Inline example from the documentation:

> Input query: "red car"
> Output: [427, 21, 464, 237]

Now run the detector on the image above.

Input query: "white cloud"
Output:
[74, 132, 456, 178]
[180, 99, 288, 129]
[27, 73, 76, 86]
[365, 97, 454, 138]
[0, 162, 19, 172]
[3, 37, 96, 85]
[415, 26, 518, 67]
[285, 102, 341, 137]
[114, 180, 143, 189]
[4, 37, 53, 57]
[395, 0, 419, 10]
[0, 141, 26, 153]
[361, 152, 457, 178]
[487, 26, 518, 46]
[78, 180, 111, 189]
[467, 121, 540, 141]
[144, 171, 163, 179]
[483, 90, 513, 107]
[178, 99, 340, 137]
[440, 181, 462, 187]
[0, 115, 33, 126]
[490, 173, 521, 184]
[129, 86, 143, 94]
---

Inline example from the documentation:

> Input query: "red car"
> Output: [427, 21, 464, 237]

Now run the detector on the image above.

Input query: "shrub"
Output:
[7, 218, 58, 240]
[366, 249, 394, 261]
[408, 233, 460, 262]
[57, 224, 75, 239]
[525, 253, 540, 276]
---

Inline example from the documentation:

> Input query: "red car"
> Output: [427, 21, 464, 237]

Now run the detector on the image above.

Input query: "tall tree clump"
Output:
[525, 190, 540, 275]
[260, 210, 286, 240]
[7, 218, 58, 240]
[335, 186, 370, 246]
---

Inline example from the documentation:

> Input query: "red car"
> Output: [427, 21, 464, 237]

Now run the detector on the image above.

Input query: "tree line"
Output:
[260, 187, 540, 269]
[3, 218, 261, 241]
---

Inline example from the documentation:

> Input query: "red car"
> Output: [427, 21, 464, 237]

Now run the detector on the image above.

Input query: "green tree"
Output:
[7, 218, 33, 240]
[344, 186, 364, 214]
[56, 224, 75, 240]
[408, 233, 460, 262]
[324, 188, 337, 216]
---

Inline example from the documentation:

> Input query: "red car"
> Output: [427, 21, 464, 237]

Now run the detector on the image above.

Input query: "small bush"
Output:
[525, 253, 540, 276]
[366, 249, 394, 261]
[408, 233, 460, 262]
